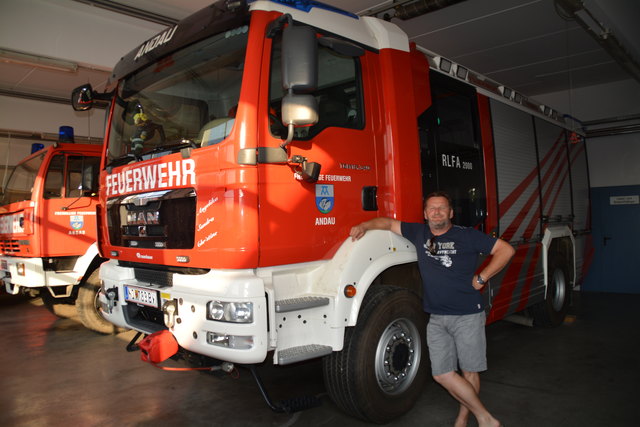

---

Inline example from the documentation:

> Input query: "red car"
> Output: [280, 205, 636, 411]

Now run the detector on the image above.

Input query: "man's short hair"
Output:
[423, 191, 453, 209]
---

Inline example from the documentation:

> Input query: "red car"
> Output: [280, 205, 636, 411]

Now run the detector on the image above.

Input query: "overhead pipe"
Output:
[582, 114, 640, 127]
[394, 0, 467, 21]
[71, 0, 177, 26]
[586, 124, 640, 138]
[555, 0, 640, 84]
[582, 114, 640, 137]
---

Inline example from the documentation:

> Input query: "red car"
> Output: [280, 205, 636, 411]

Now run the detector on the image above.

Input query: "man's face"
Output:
[424, 196, 453, 231]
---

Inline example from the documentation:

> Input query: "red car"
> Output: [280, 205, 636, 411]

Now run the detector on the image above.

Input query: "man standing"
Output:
[350, 191, 514, 427]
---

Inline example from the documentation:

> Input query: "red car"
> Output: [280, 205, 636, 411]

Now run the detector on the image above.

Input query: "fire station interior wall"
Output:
[535, 78, 640, 188]
[0, 95, 106, 186]
[1, 0, 163, 186]
[1, 0, 164, 71]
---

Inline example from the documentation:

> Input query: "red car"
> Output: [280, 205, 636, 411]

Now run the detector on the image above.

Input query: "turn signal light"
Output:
[344, 284, 356, 298]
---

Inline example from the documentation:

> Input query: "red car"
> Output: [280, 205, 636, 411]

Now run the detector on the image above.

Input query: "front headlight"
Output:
[206, 301, 253, 323]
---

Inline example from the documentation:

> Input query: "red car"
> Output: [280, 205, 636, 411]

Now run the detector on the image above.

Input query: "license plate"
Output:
[124, 285, 159, 308]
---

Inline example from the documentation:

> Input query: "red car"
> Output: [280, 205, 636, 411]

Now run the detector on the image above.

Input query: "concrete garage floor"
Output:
[0, 291, 638, 427]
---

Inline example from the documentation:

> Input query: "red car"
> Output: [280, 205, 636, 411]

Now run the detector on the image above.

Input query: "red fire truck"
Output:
[0, 141, 118, 334]
[71, 0, 591, 422]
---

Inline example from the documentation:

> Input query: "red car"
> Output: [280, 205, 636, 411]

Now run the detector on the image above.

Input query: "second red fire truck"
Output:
[0, 138, 118, 334]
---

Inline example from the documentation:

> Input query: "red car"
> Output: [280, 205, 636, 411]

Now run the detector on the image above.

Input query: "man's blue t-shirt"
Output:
[401, 222, 497, 315]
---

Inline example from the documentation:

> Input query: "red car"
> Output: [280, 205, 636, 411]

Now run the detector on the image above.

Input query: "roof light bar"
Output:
[264, 0, 358, 18]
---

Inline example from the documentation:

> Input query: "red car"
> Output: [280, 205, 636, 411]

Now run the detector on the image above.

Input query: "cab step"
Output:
[277, 344, 332, 365]
[275, 296, 329, 313]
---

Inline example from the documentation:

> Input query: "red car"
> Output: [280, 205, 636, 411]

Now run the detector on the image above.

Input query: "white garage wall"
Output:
[0, 0, 164, 70]
[0, 95, 107, 187]
[0, 96, 106, 137]
[534, 79, 640, 122]
[535, 79, 640, 188]
[584, 133, 640, 188]
[1, 0, 163, 185]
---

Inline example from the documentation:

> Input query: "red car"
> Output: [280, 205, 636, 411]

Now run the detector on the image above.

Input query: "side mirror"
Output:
[71, 84, 94, 111]
[281, 93, 318, 146]
[282, 93, 318, 127]
[282, 25, 317, 92]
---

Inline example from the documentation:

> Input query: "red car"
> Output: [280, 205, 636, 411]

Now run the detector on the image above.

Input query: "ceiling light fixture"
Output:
[0, 48, 78, 73]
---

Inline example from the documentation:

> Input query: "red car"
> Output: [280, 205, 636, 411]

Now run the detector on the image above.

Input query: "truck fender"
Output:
[542, 225, 575, 294]
[320, 230, 417, 328]
[72, 242, 106, 284]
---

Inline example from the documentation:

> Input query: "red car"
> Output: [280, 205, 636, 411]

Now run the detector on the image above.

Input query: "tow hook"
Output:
[104, 287, 119, 314]
[163, 299, 178, 328]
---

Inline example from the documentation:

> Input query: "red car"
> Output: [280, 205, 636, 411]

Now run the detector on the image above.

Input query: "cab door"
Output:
[256, 31, 377, 266]
[40, 154, 100, 257]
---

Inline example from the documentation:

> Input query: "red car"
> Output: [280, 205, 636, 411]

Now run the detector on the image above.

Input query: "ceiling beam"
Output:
[71, 0, 177, 26]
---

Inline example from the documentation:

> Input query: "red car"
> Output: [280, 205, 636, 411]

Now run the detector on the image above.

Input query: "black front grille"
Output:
[107, 188, 196, 249]
[0, 239, 20, 254]
[134, 267, 173, 287]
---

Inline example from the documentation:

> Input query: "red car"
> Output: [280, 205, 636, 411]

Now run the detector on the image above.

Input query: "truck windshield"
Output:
[107, 25, 249, 166]
[1, 152, 46, 205]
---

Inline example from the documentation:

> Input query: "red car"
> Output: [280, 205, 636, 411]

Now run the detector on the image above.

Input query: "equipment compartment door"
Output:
[418, 71, 487, 229]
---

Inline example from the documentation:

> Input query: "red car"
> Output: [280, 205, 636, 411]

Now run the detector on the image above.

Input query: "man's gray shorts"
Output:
[426, 311, 487, 376]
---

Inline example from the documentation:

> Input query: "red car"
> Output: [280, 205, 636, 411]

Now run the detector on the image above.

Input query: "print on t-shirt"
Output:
[423, 238, 454, 267]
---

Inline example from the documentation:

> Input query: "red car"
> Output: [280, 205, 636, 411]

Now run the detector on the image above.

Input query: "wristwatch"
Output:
[476, 274, 487, 285]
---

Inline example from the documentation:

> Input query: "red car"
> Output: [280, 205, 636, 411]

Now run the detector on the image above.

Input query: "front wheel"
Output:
[323, 285, 428, 423]
[76, 269, 124, 334]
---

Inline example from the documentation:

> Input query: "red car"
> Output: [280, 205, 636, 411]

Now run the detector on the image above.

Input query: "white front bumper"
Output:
[99, 260, 269, 364]
[0, 256, 83, 294]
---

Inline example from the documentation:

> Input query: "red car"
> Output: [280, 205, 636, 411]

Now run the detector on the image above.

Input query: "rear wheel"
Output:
[76, 269, 123, 334]
[531, 254, 570, 327]
[323, 285, 428, 423]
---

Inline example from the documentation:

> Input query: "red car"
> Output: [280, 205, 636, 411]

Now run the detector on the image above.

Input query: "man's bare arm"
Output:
[350, 217, 401, 241]
[472, 239, 516, 290]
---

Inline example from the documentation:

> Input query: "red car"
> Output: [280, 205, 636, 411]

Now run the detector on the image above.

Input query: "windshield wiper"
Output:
[106, 153, 141, 168]
[105, 140, 197, 169]
[142, 139, 198, 157]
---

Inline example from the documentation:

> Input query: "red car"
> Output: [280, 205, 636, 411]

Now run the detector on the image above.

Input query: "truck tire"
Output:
[323, 285, 428, 423]
[76, 269, 122, 334]
[41, 291, 77, 319]
[530, 254, 570, 327]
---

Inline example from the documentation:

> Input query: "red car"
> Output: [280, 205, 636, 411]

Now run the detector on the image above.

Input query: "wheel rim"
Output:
[551, 268, 566, 311]
[374, 318, 421, 395]
[93, 289, 102, 313]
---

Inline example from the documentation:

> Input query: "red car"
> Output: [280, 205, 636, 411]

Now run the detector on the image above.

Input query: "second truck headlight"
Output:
[206, 301, 253, 323]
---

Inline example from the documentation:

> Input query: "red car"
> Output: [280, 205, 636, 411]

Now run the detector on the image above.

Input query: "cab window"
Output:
[67, 156, 100, 197]
[269, 36, 364, 140]
[43, 155, 64, 199]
